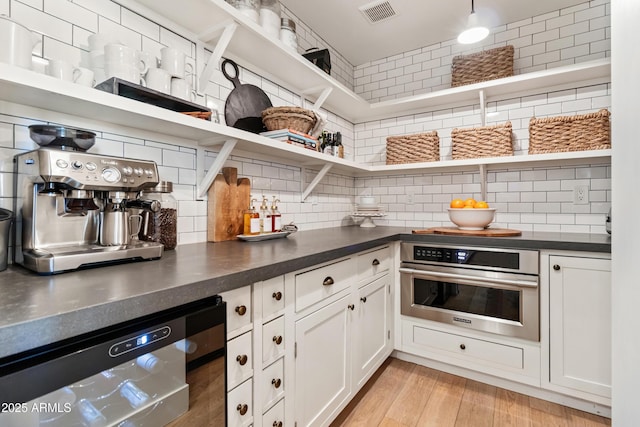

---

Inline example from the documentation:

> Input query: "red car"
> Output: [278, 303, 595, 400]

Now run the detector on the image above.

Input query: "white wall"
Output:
[611, 1, 640, 425]
[0, 0, 613, 252]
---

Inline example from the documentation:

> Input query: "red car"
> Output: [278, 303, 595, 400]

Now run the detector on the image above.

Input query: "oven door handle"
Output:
[398, 267, 538, 289]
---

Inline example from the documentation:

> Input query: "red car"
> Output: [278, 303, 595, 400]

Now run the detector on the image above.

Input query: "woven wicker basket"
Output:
[262, 106, 316, 134]
[451, 122, 513, 160]
[386, 131, 440, 164]
[528, 109, 611, 154]
[451, 45, 514, 87]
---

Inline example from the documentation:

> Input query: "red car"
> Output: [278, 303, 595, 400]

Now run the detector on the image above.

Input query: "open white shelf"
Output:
[130, 0, 611, 123]
[0, 61, 611, 197]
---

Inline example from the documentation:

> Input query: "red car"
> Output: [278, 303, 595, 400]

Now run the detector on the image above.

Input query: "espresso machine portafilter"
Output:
[13, 125, 165, 274]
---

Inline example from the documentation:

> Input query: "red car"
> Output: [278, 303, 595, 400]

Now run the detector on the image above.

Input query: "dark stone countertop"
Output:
[0, 226, 610, 359]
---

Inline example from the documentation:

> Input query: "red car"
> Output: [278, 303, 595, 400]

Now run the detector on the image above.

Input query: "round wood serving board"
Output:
[413, 227, 522, 237]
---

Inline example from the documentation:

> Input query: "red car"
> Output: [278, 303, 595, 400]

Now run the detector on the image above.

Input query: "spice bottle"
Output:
[139, 181, 178, 250]
[271, 197, 282, 232]
[259, 0, 281, 39]
[260, 195, 273, 233]
[230, 0, 260, 22]
[243, 197, 260, 235]
[280, 18, 298, 51]
[335, 132, 344, 158]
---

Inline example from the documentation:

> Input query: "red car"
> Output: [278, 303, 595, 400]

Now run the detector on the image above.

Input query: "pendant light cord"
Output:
[471, 0, 476, 14]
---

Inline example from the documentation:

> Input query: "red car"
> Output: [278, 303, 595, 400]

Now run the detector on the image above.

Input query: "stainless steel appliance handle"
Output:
[398, 267, 538, 289]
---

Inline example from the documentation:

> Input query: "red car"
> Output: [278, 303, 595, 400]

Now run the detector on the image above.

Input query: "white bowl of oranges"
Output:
[447, 198, 495, 230]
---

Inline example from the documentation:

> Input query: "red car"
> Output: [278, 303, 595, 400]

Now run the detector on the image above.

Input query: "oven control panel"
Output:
[413, 246, 470, 263]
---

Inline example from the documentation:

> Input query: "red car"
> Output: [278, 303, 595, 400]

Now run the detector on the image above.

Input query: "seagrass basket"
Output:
[386, 131, 440, 164]
[262, 106, 316, 134]
[451, 121, 513, 160]
[528, 109, 611, 154]
[451, 45, 514, 87]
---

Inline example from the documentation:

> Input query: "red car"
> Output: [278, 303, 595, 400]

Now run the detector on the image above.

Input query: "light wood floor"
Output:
[331, 357, 611, 427]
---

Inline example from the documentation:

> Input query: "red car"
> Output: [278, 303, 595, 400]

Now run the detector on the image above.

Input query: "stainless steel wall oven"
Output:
[401, 243, 539, 341]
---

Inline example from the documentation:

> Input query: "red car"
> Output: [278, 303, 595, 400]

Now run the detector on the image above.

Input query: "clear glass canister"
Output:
[140, 181, 178, 250]
[259, 0, 281, 39]
[280, 18, 297, 51]
[231, 0, 259, 22]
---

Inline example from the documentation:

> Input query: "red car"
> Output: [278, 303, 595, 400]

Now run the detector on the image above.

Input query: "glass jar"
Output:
[139, 181, 178, 250]
[280, 18, 298, 51]
[231, 0, 259, 22]
[259, 0, 281, 39]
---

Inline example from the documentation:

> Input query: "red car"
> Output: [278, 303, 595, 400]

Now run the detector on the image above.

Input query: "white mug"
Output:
[88, 33, 117, 52]
[74, 67, 95, 87]
[160, 47, 193, 79]
[146, 68, 171, 94]
[46, 59, 80, 82]
[138, 51, 158, 72]
[105, 44, 148, 75]
[170, 77, 196, 101]
[105, 62, 145, 85]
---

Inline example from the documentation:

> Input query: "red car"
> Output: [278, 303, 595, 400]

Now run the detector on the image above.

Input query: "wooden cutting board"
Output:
[413, 227, 522, 237]
[207, 167, 251, 242]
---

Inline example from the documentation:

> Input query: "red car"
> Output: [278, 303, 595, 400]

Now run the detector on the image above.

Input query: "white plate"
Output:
[237, 231, 291, 241]
[355, 204, 381, 211]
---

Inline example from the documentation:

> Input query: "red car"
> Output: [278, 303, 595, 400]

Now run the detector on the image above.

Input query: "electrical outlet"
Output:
[573, 185, 589, 205]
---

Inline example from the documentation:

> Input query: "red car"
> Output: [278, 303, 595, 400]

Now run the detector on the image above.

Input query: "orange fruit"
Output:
[450, 198, 465, 209]
[474, 201, 489, 209]
[463, 198, 476, 207]
[463, 205, 474, 209]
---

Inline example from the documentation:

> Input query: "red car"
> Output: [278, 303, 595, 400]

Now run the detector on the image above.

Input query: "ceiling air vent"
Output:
[359, 0, 397, 24]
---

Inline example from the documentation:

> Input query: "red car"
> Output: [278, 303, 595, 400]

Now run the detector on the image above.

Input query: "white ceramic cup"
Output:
[170, 77, 195, 101]
[89, 50, 104, 69]
[74, 67, 95, 87]
[88, 32, 116, 52]
[138, 51, 158, 72]
[160, 47, 193, 79]
[146, 68, 171, 94]
[105, 43, 148, 75]
[105, 62, 145, 85]
[46, 59, 80, 82]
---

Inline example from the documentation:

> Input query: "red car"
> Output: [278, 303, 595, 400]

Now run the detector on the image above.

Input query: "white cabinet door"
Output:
[352, 274, 390, 389]
[549, 255, 611, 399]
[295, 294, 352, 427]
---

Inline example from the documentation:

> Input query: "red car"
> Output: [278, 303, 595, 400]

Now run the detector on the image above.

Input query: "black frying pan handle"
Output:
[222, 59, 241, 88]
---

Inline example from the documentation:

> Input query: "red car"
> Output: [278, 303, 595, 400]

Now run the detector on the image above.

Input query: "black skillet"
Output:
[222, 58, 272, 133]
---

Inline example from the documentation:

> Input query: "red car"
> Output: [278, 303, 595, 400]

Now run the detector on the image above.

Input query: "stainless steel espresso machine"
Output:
[13, 125, 164, 274]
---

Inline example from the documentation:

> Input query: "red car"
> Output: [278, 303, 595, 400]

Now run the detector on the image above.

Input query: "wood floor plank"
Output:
[455, 379, 497, 427]
[414, 371, 466, 427]
[333, 358, 415, 427]
[384, 365, 439, 427]
[332, 358, 611, 427]
[493, 388, 532, 427]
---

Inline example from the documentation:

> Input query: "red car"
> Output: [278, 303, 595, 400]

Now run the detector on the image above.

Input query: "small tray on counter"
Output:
[237, 231, 291, 242]
[95, 77, 211, 119]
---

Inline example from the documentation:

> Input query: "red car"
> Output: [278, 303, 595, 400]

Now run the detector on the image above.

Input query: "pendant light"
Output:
[457, 0, 489, 44]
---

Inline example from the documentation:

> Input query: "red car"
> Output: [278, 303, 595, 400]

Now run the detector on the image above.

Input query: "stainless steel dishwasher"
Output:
[0, 295, 226, 427]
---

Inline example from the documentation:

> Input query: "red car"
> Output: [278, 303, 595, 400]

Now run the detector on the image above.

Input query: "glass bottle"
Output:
[280, 18, 298, 51]
[243, 197, 260, 235]
[260, 195, 273, 233]
[259, 0, 281, 39]
[139, 182, 178, 250]
[271, 197, 282, 232]
[231, 0, 259, 22]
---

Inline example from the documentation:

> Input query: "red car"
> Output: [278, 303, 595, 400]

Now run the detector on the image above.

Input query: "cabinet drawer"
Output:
[262, 358, 285, 412]
[262, 398, 284, 427]
[262, 316, 285, 364]
[221, 286, 252, 336]
[357, 246, 390, 283]
[295, 258, 355, 312]
[227, 331, 253, 391]
[262, 275, 285, 320]
[412, 325, 523, 370]
[227, 378, 253, 427]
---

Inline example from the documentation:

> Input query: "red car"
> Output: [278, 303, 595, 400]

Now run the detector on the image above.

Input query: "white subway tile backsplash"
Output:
[14, 1, 72, 44]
